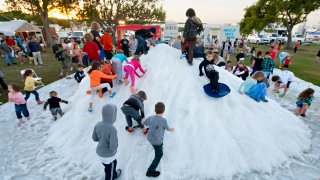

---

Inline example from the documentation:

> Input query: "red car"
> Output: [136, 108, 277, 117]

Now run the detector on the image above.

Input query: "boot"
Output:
[146, 170, 160, 177]
[98, 89, 103, 98]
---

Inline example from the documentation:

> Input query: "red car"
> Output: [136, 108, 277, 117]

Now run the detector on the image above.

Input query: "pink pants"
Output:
[124, 65, 135, 86]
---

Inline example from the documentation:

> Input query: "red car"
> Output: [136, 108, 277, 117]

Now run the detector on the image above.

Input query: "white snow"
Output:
[0, 44, 319, 180]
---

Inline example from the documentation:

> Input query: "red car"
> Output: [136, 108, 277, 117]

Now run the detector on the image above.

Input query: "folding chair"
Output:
[20, 69, 45, 88]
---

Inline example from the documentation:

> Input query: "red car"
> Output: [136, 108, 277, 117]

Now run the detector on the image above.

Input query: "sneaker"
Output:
[110, 92, 116, 98]
[260, 98, 268, 102]
[54, 116, 58, 121]
[88, 107, 93, 112]
[146, 170, 160, 177]
[37, 100, 44, 105]
[125, 126, 134, 134]
[187, 61, 193, 66]
[114, 169, 121, 179]
[86, 90, 91, 94]
[117, 80, 123, 85]
[17, 120, 24, 127]
[301, 114, 306, 117]
[274, 89, 280, 94]
[66, 77, 73, 80]
[280, 93, 286, 97]
[143, 128, 149, 136]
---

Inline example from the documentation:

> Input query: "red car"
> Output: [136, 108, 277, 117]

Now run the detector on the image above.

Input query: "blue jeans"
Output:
[4, 52, 15, 65]
[25, 90, 40, 101]
[15, 104, 30, 119]
[262, 71, 271, 79]
[82, 55, 89, 67]
[135, 35, 148, 55]
[246, 83, 267, 99]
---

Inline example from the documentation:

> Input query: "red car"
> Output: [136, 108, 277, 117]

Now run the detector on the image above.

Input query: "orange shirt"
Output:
[89, 70, 117, 87]
[101, 64, 116, 83]
[101, 33, 113, 51]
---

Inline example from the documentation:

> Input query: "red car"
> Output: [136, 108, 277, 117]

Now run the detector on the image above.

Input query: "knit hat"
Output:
[150, 27, 156, 34]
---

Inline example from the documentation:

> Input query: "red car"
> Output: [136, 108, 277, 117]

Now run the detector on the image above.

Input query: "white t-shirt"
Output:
[279, 70, 294, 85]
[68, 42, 74, 54]
[99, 154, 116, 165]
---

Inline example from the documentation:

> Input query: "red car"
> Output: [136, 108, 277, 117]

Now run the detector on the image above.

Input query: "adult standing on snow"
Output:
[183, 8, 203, 65]
[92, 104, 121, 180]
[134, 27, 157, 55]
[120, 35, 130, 57]
[90, 22, 103, 60]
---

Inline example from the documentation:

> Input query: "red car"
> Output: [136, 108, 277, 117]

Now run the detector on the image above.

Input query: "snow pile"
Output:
[41, 44, 311, 179]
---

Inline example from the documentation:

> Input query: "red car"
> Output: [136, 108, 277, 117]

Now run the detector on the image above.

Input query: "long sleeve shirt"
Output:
[89, 70, 117, 87]
[24, 76, 37, 91]
[238, 78, 257, 94]
[8, 92, 26, 104]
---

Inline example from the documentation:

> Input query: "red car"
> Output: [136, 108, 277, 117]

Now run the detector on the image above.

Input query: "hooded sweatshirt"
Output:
[92, 104, 118, 158]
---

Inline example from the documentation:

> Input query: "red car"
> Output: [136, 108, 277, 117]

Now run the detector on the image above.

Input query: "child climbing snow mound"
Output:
[43, 91, 68, 121]
[295, 88, 315, 117]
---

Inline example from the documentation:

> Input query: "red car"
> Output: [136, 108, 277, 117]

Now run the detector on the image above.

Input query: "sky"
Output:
[162, 0, 320, 26]
[0, 0, 319, 26]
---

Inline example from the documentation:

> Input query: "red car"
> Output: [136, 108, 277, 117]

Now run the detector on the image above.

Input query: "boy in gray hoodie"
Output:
[92, 104, 121, 180]
[142, 102, 174, 177]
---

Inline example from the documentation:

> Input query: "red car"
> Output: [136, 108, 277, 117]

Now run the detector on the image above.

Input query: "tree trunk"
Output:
[40, 11, 53, 47]
[286, 26, 294, 50]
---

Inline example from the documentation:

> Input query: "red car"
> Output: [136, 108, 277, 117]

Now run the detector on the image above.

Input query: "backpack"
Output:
[55, 50, 65, 61]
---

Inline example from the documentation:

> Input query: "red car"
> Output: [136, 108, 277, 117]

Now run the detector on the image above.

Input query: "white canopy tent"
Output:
[0, 20, 41, 36]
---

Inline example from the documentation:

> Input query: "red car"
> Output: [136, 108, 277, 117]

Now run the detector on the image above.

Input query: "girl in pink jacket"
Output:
[8, 84, 30, 127]
[123, 57, 146, 93]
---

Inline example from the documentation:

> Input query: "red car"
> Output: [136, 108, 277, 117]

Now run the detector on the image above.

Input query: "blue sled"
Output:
[203, 83, 231, 98]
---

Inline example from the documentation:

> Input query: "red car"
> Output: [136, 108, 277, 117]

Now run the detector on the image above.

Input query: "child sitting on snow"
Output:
[74, 64, 85, 83]
[8, 84, 30, 127]
[199, 50, 214, 77]
[142, 102, 174, 177]
[43, 91, 68, 121]
[206, 64, 219, 93]
[271, 68, 294, 97]
[295, 88, 315, 117]
[245, 72, 268, 102]
[233, 61, 249, 80]
[88, 61, 117, 112]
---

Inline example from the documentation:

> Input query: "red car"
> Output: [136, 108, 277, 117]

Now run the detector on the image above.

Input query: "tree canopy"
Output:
[240, 0, 320, 48]
[78, 0, 166, 27]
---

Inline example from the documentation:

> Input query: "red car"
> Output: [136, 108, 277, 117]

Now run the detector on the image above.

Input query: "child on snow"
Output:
[238, 71, 268, 102]
[271, 68, 294, 97]
[121, 91, 148, 134]
[23, 69, 43, 104]
[101, 60, 116, 94]
[74, 64, 85, 83]
[123, 56, 146, 94]
[233, 61, 249, 80]
[88, 61, 117, 112]
[43, 91, 68, 121]
[251, 51, 263, 76]
[295, 88, 315, 117]
[199, 50, 214, 77]
[142, 102, 174, 177]
[92, 104, 121, 180]
[111, 50, 128, 84]
[8, 84, 30, 126]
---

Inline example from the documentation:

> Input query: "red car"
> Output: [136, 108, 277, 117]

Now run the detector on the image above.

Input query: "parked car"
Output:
[267, 33, 287, 43]
[68, 31, 85, 42]
[247, 34, 269, 44]
[292, 34, 313, 44]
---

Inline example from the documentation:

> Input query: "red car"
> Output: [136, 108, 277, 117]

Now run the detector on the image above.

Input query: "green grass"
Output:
[0, 49, 62, 103]
[1, 44, 320, 103]
[230, 43, 320, 86]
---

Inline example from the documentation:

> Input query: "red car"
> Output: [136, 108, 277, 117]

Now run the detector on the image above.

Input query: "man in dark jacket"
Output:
[120, 35, 130, 57]
[92, 104, 121, 180]
[135, 27, 156, 55]
[121, 91, 148, 134]
[183, 8, 203, 65]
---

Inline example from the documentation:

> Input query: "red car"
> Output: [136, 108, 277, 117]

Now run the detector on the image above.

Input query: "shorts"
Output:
[61, 58, 71, 72]
[278, 81, 292, 88]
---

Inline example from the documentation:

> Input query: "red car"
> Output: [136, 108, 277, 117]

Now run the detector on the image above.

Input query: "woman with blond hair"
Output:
[82, 33, 100, 64]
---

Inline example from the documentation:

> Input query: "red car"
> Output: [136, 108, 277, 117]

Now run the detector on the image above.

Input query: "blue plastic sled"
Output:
[203, 83, 231, 98]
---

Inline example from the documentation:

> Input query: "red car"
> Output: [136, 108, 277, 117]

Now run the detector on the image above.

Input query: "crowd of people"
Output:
[0, 8, 318, 180]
